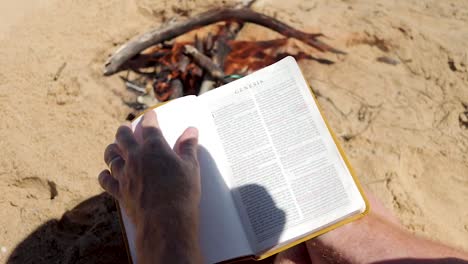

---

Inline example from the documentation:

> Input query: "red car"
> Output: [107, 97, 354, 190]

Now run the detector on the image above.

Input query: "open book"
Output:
[119, 57, 369, 263]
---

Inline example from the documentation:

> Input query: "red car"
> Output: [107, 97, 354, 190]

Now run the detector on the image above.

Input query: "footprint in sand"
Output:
[11, 177, 59, 200]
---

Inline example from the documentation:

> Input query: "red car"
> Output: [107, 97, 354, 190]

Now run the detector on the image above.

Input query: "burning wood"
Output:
[104, 7, 343, 114]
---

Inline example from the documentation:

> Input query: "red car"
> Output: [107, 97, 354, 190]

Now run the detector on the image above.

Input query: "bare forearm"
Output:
[136, 209, 202, 264]
[100, 112, 203, 263]
[309, 213, 468, 263]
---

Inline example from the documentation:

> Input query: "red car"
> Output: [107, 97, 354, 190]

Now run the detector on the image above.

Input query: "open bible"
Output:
[118, 57, 369, 263]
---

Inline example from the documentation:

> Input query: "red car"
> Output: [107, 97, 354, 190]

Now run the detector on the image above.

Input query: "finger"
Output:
[115, 124, 138, 158]
[141, 111, 163, 141]
[98, 170, 120, 198]
[139, 111, 171, 151]
[141, 110, 160, 128]
[174, 127, 199, 165]
[104, 143, 122, 165]
[104, 144, 125, 179]
[109, 156, 125, 180]
[133, 118, 144, 144]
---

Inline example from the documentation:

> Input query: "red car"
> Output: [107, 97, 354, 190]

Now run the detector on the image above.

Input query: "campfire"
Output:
[103, 7, 343, 119]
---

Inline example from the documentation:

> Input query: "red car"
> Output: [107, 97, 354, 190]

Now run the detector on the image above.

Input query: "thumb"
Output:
[174, 127, 199, 165]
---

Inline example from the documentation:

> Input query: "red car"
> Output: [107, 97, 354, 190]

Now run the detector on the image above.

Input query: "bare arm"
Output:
[98, 111, 202, 264]
[136, 207, 201, 264]
[306, 191, 468, 263]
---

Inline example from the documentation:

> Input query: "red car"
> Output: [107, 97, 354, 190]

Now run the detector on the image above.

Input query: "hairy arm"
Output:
[99, 111, 202, 264]
[307, 191, 468, 263]
[136, 208, 201, 264]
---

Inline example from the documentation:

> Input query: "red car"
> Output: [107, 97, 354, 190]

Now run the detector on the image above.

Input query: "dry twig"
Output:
[169, 78, 184, 99]
[104, 7, 344, 75]
[183, 45, 224, 80]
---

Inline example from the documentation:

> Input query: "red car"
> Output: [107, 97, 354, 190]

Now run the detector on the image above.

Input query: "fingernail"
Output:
[123, 121, 132, 128]
[98, 172, 104, 183]
[141, 111, 157, 127]
[187, 127, 199, 138]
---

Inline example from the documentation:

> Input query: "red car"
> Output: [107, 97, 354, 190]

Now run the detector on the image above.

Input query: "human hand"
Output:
[99, 110, 200, 224]
[98, 111, 202, 263]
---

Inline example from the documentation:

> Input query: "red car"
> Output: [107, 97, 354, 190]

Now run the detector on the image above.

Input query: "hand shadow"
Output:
[8, 147, 287, 264]
[198, 146, 286, 263]
[7, 193, 128, 264]
[227, 184, 287, 264]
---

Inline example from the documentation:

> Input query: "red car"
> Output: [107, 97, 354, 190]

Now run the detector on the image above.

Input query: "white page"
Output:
[199, 57, 366, 253]
[120, 95, 252, 264]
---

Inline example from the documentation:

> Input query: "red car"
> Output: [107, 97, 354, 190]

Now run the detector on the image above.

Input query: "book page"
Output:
[199, 57, 366, 253]
[120, 95, 252, 264]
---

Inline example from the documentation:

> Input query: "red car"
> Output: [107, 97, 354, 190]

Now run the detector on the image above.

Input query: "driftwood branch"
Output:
[199, 21, 242, 95]
[212, 22, 242, 69]
[183, 45, 225, 80]
[104, 7, 344, 75]
[169, 78, 184, 100]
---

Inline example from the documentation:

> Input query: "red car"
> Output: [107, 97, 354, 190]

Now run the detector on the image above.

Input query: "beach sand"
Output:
[0, 0, 467, 263]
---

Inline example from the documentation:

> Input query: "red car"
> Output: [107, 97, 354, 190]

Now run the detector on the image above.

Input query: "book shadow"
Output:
[8, 148, 464, 264]
[7, 147, 283, 264]
[198, 146, 285, 264]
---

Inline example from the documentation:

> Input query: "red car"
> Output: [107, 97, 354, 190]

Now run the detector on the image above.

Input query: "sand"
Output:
[0, 0, 467, 263]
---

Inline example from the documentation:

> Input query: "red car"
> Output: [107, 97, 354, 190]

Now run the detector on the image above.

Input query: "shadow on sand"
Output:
[7, 192, 128, 264]
[8, 147, 284, 264]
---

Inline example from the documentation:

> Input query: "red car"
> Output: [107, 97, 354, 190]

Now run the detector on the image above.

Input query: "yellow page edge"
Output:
[254, 83, 371, 261]
[115, 81, 370, 263]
